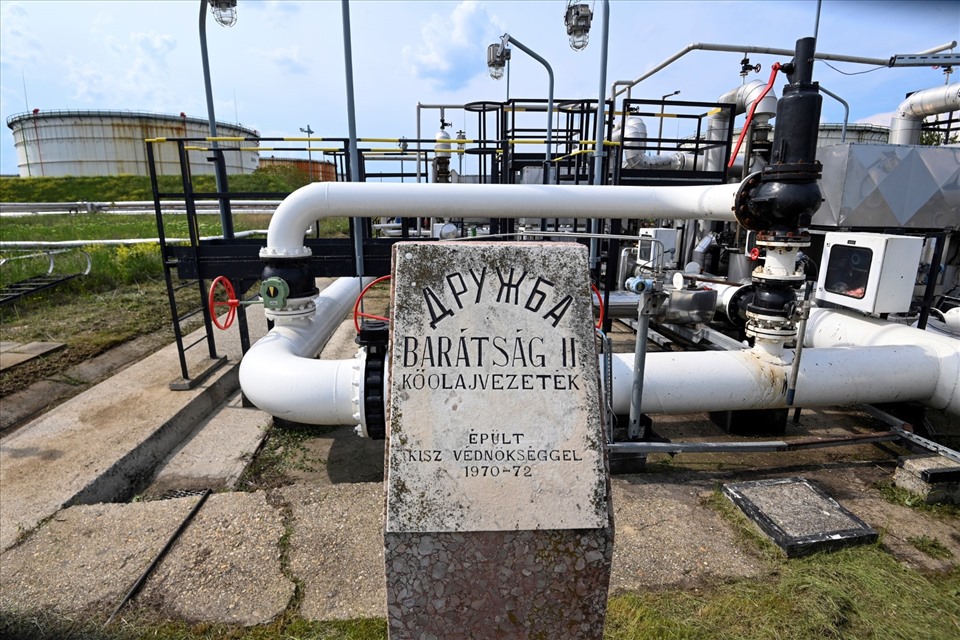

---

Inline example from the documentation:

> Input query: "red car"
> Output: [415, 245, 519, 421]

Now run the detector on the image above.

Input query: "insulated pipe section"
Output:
[889, 82, 960, 146]
[607, 345, 941, 415]
[707, 80, 778, 171]
[239, 277, 372, 424]
[612, 116, 693, 170]
[260, 181, 740, 258]
[805, 307, 960, 414]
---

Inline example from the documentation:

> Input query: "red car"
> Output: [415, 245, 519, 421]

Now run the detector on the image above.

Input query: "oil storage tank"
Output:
[6, 109, 260, 178]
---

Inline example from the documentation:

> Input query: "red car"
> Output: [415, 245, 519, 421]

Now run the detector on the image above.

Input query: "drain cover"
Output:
[722, 476, 877, 557]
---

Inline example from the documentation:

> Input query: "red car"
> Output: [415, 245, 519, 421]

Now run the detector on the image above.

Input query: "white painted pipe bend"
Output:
[239, 277, 372, 425]
[261, 181, 740, 258]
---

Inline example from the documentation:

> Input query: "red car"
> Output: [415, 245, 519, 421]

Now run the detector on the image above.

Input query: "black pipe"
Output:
[104, 490, 211, 627]
[917, 232, 946, 330]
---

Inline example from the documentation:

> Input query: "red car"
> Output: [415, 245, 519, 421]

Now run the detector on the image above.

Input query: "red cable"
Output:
[353, 275, 392, 332]
[728, 62, 781, 169]
[591, 283, 605, 330]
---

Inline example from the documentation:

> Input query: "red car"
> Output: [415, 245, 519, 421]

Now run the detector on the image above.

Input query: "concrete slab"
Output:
[0, 341, 18, 353]
[0, 303, 270, 554]
[0, 342, 65, 372]
[723, 477, 878, 557]
[138, 492, 294, 626]
[0, 498, 196, 616]
[143, 392, 272, 499]
[894, 454, 960, 504]
[283, 483, 386, 621]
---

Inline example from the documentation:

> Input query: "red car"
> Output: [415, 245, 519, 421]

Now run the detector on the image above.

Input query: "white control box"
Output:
[816, 232, 922, 314]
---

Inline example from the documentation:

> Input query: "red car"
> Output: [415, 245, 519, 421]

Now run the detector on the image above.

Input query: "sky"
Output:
[1, 0, 958, 176]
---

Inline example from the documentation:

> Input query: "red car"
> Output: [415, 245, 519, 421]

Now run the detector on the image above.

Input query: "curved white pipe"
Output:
[889, 82, 960, 146]
[612, 116, 693, 170]
[707, 80, 778, 171]
[261, 181, 740, 258]
[239, 277, 372, 424]
[805, 308, 960, 414]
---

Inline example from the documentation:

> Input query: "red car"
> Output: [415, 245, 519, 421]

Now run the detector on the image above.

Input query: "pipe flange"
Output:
[755, 230, 811, 247]
[751, 270, 806, 283]
[259, 246, 313, 259]
[356, 319, 390, 440]
[734, 171, 763, 231]
[264, 300, 316, 322]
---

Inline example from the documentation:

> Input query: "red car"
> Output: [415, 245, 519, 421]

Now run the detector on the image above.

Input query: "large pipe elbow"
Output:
[805, 308, 960, 415]
[239, 277, 371, 425]
[889, 82, 960, 146]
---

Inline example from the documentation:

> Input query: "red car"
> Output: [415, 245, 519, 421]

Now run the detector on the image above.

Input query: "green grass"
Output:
[0, 171, 307, 203]
[909, 535, 954, 560]
[875, 479, 960, 518]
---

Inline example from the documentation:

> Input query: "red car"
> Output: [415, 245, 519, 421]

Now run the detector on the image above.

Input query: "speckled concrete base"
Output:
[385, 528, 613, 639]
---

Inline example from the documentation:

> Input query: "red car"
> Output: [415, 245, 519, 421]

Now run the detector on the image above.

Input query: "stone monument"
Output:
[384, 241, 613, 639]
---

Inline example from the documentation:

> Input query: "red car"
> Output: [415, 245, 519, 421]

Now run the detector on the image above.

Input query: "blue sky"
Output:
[1, 0, 957, 176]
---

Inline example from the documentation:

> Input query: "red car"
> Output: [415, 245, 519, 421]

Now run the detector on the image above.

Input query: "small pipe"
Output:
[104, 489, 211, 627]
[609, 430, 900, 455]
[786, 281, 814, 406]
[627, 296, 650, 439]
[819, 86, 849, 142]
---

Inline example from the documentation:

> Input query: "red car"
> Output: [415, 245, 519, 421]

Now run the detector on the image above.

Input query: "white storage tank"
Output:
[5, 109, 260, 178]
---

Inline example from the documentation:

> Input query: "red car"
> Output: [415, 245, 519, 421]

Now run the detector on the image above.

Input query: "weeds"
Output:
[235, 421, 325, 491]
[908, 535, 954, 560]
[875, 479, 960, 518]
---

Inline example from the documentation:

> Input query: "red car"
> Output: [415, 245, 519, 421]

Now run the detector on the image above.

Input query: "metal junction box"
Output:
[816, 232, 923, 314]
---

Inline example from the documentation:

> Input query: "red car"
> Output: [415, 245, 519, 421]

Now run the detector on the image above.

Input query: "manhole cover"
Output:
[723, 476, 877, 557]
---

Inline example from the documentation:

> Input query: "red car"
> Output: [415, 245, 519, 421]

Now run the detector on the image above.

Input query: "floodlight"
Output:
[209, 0, 237, 27]
[487, 43, 510, 80]
[564, 2, 593, 51]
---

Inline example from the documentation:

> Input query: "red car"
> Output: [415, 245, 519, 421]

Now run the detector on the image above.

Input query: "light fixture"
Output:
[209, 0, 237, 27]
[487, 42, 510, 80]
[564, 2, 593, 51]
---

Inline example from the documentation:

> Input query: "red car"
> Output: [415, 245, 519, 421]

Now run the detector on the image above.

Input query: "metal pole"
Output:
[590, 0, 610, 268]
[198, 0, 234, 239]
[501, 35, 553, 169]
[820, 86, 849, 142]
[341, 0, 365, 279]
[628, 293, 649, 440]
[300, 124, 314, 181]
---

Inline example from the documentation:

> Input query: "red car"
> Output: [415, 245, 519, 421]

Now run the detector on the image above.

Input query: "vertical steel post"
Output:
[342, 0, 365, 279]
[198, 0, 234, 240]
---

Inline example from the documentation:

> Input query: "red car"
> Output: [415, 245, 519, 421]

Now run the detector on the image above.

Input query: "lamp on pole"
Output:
[300, 125, 315, 182]
[657, 90, 680, 155]
[199, 0, 237, 239]
[565, 0, 607, 270]
[487, 34, 554, 182]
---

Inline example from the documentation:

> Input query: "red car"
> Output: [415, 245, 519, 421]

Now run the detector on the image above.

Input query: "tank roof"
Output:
[5, 108, 259, 137]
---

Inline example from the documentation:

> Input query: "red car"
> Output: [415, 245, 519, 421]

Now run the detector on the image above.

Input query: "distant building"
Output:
[258, 156, 337, 182]
[5, 109, 260, 178]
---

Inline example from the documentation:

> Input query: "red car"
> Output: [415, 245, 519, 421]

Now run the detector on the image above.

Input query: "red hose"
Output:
[353, 275, 392, 332]
[591, 283, 605, 330]
[728, 62, 781, 169]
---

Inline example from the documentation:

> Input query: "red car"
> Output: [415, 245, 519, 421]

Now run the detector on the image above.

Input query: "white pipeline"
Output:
[606, 309, 959, 415]
[261, 181, 740, 258]
[238, 277, 372, 425]
[888, 82, 960, 146]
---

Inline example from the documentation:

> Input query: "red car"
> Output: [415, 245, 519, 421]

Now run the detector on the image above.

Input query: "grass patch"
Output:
[0, 172, 308, 203]
[908, 535, 954, 560]
[606, 546, 960, 640]
[235, 420, 325, 491]
[875, 479, 960, 518]
[0, 609, 387, 640]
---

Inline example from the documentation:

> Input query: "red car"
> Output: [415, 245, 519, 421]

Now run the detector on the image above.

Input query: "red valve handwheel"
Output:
[749, 247, 761, 261]
[591, 283, 605, 330]
[209, 275, 239, 330]
[353, 275, 392, 332]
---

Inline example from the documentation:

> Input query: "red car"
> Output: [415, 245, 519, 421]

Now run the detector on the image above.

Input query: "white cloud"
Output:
[402, 0, 504, 91]
[258, 46, 309, 75]
[856, 111, 895, 127]
[0, 2, 46, 68]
